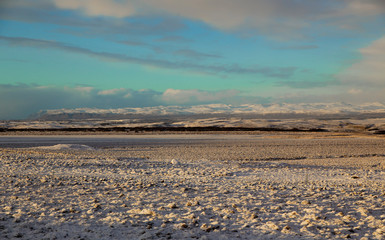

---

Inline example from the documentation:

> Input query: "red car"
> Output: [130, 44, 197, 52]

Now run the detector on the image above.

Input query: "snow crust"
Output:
[1, 134, 385, 239]
[35, 144, 95, 150]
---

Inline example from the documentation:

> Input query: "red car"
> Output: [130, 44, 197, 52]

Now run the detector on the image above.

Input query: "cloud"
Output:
[53, 0, 135, 18]
[277, 79, 337, 89]
[97, 88, 127, 96]
[275, 45, 319, 50]
[0, 1, 186, 37]
[276, 87, 385, 105]
[0, 0, 84, 26]
[0, 35, 295, 78]
[348, 88, 362, 95]
[3, 83, 384, 120]
[0, 84, 161, 119]
[47, 0, 385, 39]
[0, 84, 90, 120]
[277, 34, 385, 103]
[333, 0, 385, 17]
[339, 35, 385, 87]
[0, 84, 255, 120]
[119, 40, 148, 47]
[155, 36, 192, 43]
[326, 35, 385, 103]
[160, 89, 240, 104]
[173, 49, 221, 60]
[3, 1, 384, 41]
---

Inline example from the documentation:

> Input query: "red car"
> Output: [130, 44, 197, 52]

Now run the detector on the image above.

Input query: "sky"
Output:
[0, 0, 384, 119]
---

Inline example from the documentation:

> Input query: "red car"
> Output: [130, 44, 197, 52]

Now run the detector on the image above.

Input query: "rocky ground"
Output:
[1, 133, 385, 239]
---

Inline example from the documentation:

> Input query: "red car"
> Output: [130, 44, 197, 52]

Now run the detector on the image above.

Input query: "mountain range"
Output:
[33, 102, 385, 120]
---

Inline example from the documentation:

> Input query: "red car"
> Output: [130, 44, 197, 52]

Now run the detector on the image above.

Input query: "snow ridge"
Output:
[37, 102, 385, 117]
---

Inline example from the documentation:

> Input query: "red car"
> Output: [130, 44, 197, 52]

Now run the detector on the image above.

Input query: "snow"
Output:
[170, 159, 180, 165]
[1, 133, 385, 239]
[2, 115, 385, 135]
[35, 144, 95, 150]
[35, 102, 385, 117]
[2, 102, 384, 134]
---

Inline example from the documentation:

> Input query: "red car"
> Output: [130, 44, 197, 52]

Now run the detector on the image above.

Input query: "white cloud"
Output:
[337, 0, 385, 17]
[124, 92, 132, 98]
[348, 88, 362, 94]
[161, 89, 240, 104]
[339, 35, 385, 87]
[2, 83, 385, 120]
[74, 86, 94, 93]
[53, 0, 135, 18]
[0, 84, 246, 119]
[97, 88, 126, 96]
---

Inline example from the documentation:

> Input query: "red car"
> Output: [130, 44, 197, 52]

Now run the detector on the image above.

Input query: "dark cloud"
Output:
[0, 35, 296, 78]
[0, 84, 163, 119]
[276, 79, 338, 89]
[0, 84, 267, 120]
[119, 40, 149, 46]
[155, 36, 192, 43]
[173, 49, 222, 59]
[2, 0, 385, 41]
[275, 45, 319, 50]
[137, 0, 385, 40]
[0, 1, 186, 37]
[5, 82, 380, 120]
[0, 0, 87, 27]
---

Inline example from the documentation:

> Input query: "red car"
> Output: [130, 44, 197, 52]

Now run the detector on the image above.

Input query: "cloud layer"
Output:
[50, 0, 385, 39]
[0, 84, 253, 119]
[3, 80, 385, 120]
[3, 0, 384, 40]
[339, 35, 385, 87]
[0, 36, 296, 78]
[336, 35, 385, 102]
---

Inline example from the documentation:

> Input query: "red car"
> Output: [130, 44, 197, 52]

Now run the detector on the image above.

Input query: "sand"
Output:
[1, 133, 385, 239]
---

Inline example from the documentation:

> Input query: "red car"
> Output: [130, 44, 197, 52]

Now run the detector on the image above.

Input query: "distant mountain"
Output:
[32, 102, 385, 120]
[1, 102, 383, 133]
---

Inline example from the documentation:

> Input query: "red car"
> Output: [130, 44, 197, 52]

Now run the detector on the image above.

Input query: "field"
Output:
[1, 132, 385, 239]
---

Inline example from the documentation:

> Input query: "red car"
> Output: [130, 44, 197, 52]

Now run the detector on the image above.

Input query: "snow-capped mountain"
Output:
[2, 102, 385, 133]
[34, 102, 385, 120]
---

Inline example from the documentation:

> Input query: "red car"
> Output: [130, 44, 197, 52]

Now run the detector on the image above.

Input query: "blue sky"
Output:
[0, 0, 384, 119]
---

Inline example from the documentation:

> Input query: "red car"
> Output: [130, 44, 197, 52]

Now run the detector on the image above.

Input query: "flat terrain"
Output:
[1, 133, 385, 239]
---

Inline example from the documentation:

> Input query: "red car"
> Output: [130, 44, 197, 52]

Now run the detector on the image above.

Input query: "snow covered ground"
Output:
[1, 133, 385, 239]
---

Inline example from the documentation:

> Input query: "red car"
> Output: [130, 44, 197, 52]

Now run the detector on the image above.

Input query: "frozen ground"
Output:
[1, 133, 385, 239]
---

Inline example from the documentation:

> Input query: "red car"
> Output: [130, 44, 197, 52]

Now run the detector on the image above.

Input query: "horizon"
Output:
[1, 0, 384, 120]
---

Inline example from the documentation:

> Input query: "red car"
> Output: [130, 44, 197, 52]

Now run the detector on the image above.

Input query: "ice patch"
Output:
[170, 159, 180, 165]
[35, 144, 95, 150]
